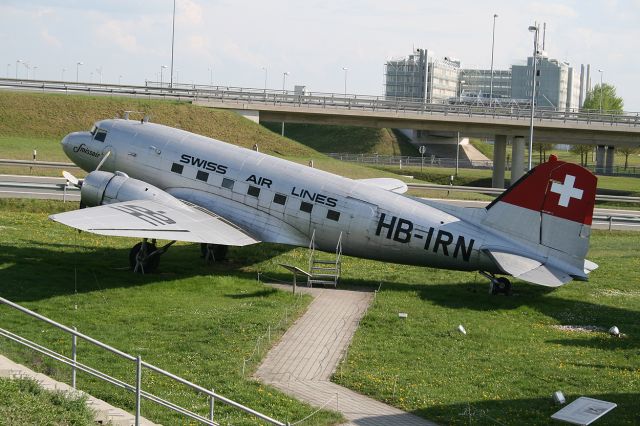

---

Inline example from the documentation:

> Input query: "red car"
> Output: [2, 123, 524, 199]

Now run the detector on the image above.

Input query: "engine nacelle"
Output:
[80, 170, 183, 208]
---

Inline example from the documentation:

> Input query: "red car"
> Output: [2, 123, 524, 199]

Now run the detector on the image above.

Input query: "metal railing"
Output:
[0, 296, 286, 426]
[2, 78, 639, 128]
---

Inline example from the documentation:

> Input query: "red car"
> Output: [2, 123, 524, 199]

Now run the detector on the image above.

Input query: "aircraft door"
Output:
[344, 197, 378, 248]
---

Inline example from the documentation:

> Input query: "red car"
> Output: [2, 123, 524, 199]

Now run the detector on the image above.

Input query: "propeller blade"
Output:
[95, 150, 111, 171]
[63, 170, 81, 187]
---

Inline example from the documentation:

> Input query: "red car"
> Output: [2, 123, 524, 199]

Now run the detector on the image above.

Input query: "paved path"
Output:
[256, 284, 436, 426]
[0, 354, 159, 426]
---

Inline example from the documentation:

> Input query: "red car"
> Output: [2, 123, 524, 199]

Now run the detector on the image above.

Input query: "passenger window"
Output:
[247, 186, 260, 197]
[196, 170, 209, 182]
[300, 201, 313, 213]
[273, 193, 286, 205]
[94, 129, 107, 142]
[222, 178, 234, 190]
[327, 210, 341, 221]
[171, 163, 184, 174]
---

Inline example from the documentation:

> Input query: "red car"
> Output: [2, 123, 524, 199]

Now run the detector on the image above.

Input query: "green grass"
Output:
[333, 231, 640, 425]
[0, 199, 342, 425]
[261, 122, 418, 156]
[0, 377, 94, 425]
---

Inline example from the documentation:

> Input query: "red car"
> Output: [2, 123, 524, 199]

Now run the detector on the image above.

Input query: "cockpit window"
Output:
[90, 125, 97, 136]
[94, 129, 108, 142]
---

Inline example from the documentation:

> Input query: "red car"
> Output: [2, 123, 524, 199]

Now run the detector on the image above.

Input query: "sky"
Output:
[1, 0, 639, 110]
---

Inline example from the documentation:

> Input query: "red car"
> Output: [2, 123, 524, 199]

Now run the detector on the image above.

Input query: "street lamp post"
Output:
[170, 0, 176, 89]
[96, 67, 103, 84]
[598, 69, 604, 113]
[33, 66, 38, 80]
[489, 13, 498, 106]
[76, 61, 83, 82]
[160, 65, 167, 91]
[281, 71, 289, 136]
[342, 67, 348, 96]
[527, 24, 539, 171]
[262, 67, 267, 92]
[16, 60, 22, 79]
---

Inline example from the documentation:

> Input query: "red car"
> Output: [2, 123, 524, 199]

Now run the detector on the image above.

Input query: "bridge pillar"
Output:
[492, 135, 507, 188]
[605, 146, 615, 174]
[511, 136, 526, 185]
[595, 145, 606, 174]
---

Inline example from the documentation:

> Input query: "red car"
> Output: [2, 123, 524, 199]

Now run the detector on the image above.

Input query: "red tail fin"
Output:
[488, 156, 597, 225]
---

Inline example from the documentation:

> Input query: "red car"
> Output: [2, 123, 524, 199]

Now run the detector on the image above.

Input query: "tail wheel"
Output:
[129, 242, 160, 273]
[201, 244, 228, 262]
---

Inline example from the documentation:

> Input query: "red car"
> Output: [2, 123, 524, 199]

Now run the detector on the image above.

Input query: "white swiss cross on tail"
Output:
[550, 174, 584, 207]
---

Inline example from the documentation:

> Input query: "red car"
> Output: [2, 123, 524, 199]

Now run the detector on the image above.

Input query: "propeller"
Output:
[63, 170, 81, 188]
[62, 150, 111, 188]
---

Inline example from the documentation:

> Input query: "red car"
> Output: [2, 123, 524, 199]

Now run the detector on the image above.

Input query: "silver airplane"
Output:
[51, 117, 598, 293]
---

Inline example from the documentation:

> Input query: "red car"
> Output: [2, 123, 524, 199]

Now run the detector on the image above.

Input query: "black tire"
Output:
[201, 244, 228, 262]
[129, 242, 160, 273]
[496, 277, 512, 295]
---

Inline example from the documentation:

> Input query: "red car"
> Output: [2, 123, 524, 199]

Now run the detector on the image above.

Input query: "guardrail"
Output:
[2, 77, 640, 128]
[0, 296, 286, 426]
[0, 159, 81, 170]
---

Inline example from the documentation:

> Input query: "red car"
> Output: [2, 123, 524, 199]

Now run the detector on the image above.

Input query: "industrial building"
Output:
[384, 49, 460, 103]
[384, 47, 590, 111]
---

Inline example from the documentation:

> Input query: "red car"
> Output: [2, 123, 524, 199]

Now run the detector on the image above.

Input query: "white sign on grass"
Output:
[551, 397, 617, 425]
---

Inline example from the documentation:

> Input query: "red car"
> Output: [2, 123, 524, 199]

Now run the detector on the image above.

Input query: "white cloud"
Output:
[41, 29, 61, 48]
[177, 0, 203, 26]
[96, 20, 140, 53]
[529, 2, 577, 18]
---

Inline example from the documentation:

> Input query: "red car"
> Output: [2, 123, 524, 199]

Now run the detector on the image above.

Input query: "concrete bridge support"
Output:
[492, 135, 507, 188]
[606, 146, 615, 174]
[511, 136, 526, 185]
[595, 145, 616, 174]
[596, 145, 606, 173]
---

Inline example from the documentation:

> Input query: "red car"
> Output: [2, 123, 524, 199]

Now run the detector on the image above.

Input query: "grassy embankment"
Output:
[0, 91, 409, 181]
[0, 377, 94, 425]
[261, 122, 418, 156]
[0, 199, 342, 425]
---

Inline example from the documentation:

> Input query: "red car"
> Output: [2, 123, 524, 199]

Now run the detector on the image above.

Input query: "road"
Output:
[1, 174, 638, 231]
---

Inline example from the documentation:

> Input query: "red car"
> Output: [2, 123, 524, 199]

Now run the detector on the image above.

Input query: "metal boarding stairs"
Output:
[307, 230, 342, 287]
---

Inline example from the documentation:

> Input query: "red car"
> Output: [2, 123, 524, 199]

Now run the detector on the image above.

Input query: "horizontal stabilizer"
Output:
[49, 199, 259, 246]
[484, 249, 573, 287]
[357, 178, 408, 194]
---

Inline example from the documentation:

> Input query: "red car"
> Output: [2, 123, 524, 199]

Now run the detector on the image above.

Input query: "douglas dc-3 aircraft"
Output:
[51, 116, 598, 293]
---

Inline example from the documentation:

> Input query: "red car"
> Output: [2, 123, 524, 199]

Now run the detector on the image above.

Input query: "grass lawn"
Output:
[0, 199, 342, 425]
[333, 230, 640, 425]
[0, 377, 94, 425]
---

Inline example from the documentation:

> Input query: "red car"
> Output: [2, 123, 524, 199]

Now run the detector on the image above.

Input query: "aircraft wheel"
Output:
[492, 277, 512, 295]
[129, 242, 160, 273]
[201, 244, 228, 262]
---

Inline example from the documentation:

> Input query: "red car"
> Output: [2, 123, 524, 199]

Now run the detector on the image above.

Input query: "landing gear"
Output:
[200, 243, 228, 263]
[480, 272, 512, 295]
[129, 238, 176, 274]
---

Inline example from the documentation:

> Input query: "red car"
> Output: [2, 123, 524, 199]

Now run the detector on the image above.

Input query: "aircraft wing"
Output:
[49, 199, 260, 246]
[357, 178, 408, 194]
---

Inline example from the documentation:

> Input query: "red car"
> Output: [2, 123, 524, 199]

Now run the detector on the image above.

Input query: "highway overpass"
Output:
[2, 78, 639, 188]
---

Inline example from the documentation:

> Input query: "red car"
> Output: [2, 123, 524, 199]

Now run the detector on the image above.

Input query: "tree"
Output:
[534, 142, 554, 163]
[617, 145, 639, 169]
[583, 83, 624, 113]
[570, 144, 593, 167]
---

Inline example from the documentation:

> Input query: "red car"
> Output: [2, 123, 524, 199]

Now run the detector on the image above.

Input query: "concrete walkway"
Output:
[0, 354, 159, 426]
[255, 285, 436, 426]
